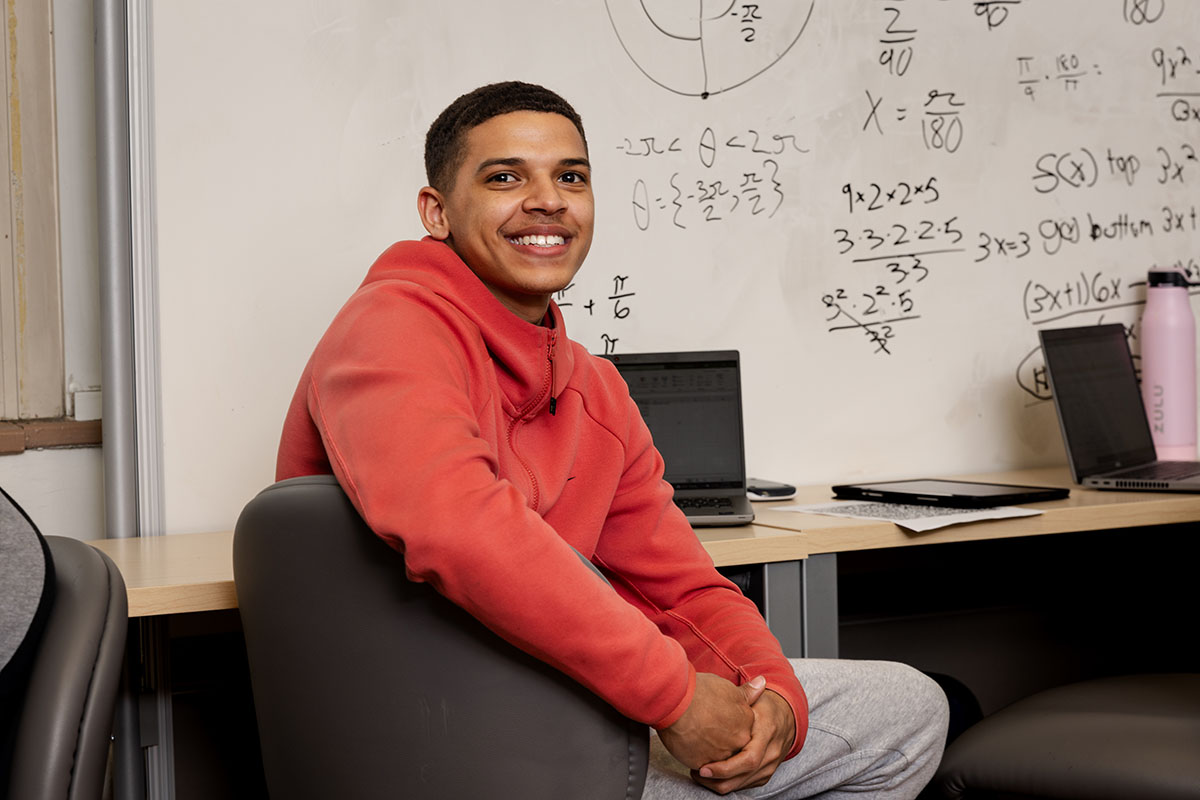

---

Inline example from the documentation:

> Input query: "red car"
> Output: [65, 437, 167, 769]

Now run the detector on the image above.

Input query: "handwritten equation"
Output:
[833, 218, 964, 258]
[819, 223, 962, 354]
[556, 275, 638, 356]
[1022, 271, 1127, 324]
[819, 170, 964, 355]
[970, 204, 1198, 262]
[1154, 44, 1200, 125]
[1033, 143, 1197, 192]
[843, 178, 941, 213]
[863, 88, 968, 154]
[596, 0, 1200, 370]
[1017, 54, 1102, 100]
[620, 126, 808, 231]
[820, 268, 926, 356]
[820, 185, 1199, 355]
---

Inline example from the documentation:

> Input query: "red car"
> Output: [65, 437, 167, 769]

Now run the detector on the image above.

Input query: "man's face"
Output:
[419, 111, 594, 323]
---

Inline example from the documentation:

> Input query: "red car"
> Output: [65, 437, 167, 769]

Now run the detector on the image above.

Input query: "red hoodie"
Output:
[277, 238, 807, 753]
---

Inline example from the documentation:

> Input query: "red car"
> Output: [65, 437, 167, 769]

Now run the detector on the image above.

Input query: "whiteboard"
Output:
[150, 0, 1200, 533]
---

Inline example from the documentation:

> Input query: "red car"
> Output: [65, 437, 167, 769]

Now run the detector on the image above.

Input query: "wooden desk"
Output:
[753, 466, 1200, 550]
[90, 531, 239, 617]
[751, 466, 1200, 656]
[88, 467, 1200, 650]
[89, 524, 808, 615]
[89, 466, 1200, 642]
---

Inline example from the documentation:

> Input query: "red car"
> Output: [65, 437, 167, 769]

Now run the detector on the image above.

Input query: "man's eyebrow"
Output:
[475, 157, 524, 174]
[474, 156, 591, 175]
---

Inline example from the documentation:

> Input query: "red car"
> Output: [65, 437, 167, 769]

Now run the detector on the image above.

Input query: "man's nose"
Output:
[522, 174, 567, 215]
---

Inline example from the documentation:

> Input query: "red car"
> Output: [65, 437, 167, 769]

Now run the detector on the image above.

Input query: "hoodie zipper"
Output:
[546, 328, 558, 416]
[503, 327, 559, 511]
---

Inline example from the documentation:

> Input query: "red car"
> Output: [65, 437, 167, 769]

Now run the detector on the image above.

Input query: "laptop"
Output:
[831, 478, 1068, 508]
[1039, 323, 1200, 490]
[603, 350, 755, 526]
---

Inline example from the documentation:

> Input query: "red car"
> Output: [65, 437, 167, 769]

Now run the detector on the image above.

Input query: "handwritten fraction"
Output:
[1017, 54, 1102, 101]
[862, 88, 968, 154]
[556, 275, 638, 356]
[1153, 44, 1200, 125]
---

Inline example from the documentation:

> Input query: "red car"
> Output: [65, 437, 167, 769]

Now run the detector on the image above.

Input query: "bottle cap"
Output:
[1148, 270, 1191, 287]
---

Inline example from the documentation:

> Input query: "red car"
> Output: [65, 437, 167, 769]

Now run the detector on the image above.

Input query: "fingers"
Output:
[741, 674, 767, 705]
[691, 686, 790, 795]
[694, 742, 773, 794]
[692, 767, 773, 795]
[697, 744, 761, 780]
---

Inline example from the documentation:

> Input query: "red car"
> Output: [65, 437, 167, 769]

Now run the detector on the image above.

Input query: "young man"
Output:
[277, 81, 947, 797]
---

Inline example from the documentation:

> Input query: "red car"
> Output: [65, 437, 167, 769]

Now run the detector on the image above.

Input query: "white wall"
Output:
[0, 0, 105, 541]
[147, 2, 1200, 536]
[0, 448, 104, 538]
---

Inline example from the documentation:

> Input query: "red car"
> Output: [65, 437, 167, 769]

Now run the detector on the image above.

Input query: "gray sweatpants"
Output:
[644, 659, 950, 799]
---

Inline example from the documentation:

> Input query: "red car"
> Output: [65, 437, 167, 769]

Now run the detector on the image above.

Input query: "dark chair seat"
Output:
[6, 536, 128, 800]
[234, 475, 648, 800]
[932, 673, 1200, 800]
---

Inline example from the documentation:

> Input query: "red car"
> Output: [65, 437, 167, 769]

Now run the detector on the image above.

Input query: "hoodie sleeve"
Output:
[588, 367, 808, 758]
[282, 285, 699, 730]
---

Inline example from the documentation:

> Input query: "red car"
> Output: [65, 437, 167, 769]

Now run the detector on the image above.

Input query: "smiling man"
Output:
[416, 107, 593, 324]
[277, 82, 947, 798]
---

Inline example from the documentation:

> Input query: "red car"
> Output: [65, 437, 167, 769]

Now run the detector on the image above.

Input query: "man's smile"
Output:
[507, 233, 567, 247]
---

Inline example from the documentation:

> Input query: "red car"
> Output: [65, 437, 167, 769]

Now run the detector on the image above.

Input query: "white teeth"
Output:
[510, 234, 565, 247]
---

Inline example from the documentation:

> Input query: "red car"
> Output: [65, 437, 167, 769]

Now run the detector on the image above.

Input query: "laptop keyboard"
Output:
[676, 497, 734, 510]
[1111, 461, 1200, 480]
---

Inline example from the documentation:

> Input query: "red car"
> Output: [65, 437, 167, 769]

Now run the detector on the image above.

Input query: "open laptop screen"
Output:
[1040, 324, 1159, 477]
[604, 351, 746, 492]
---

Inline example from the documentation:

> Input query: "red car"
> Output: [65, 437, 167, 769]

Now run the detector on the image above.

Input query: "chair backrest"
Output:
[233, 475, 648, 800]
[7, 537, 128, 800]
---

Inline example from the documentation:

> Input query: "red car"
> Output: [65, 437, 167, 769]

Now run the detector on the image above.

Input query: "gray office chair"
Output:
[6, 537, 129, 800]
[931, 672, 1200, 799]
[234, 475, 649, 800]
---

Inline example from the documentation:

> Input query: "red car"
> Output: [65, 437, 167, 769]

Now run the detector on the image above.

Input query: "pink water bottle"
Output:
[1141, 269, 1197, 460]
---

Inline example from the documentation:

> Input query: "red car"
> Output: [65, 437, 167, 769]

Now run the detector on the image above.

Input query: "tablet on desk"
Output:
[831, 479, 1069, 508]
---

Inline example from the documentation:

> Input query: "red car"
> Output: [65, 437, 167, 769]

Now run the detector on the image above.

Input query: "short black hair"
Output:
[424, 81, 588, 192]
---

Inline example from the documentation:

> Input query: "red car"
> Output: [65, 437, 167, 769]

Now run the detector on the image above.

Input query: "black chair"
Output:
[6, 537, 129, 800]
[931, 673, 1200, 799]
[234, 475, 649, 800]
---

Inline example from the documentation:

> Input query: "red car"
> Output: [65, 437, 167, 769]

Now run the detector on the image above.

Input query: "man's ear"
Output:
[417, 186, 451, 240]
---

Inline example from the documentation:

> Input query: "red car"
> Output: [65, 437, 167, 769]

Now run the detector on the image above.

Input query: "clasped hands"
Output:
[658, 672, 796, 795]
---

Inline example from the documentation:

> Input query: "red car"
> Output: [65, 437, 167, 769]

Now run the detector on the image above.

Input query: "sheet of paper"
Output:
[771, 501, 1043, 533]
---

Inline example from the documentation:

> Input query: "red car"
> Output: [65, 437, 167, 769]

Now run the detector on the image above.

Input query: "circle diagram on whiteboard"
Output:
[605, 1, 816, 98]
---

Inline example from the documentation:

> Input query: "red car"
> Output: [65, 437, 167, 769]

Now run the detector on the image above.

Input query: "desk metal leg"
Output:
[801, 554, 839, 659]
[762, 556, 840, 659]
[114, 620, 145, 800]
[764, 560, 805, 657]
